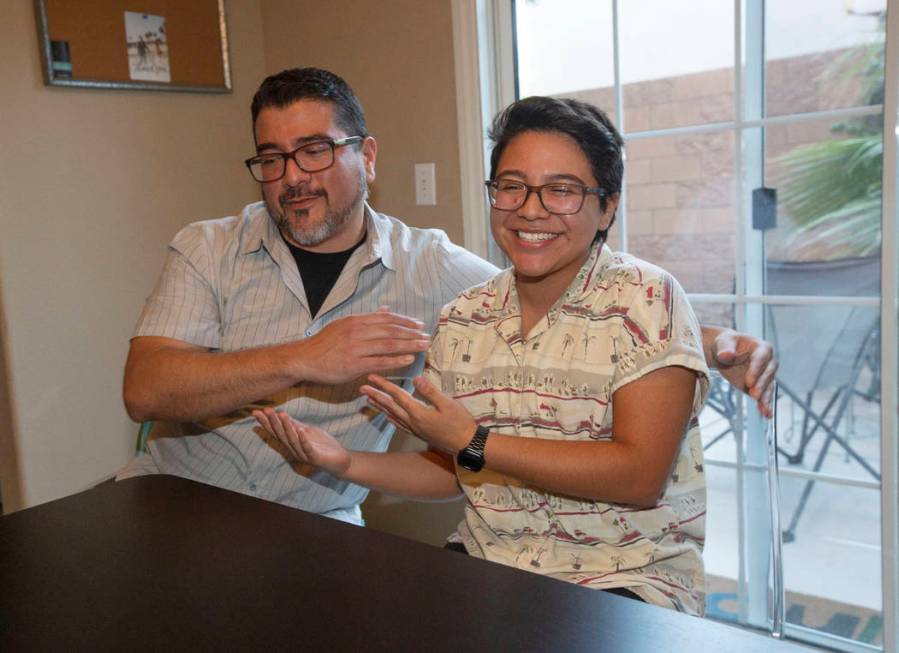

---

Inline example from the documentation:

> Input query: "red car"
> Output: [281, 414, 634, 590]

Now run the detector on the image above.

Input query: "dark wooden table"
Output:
[0, 475, 810, 652]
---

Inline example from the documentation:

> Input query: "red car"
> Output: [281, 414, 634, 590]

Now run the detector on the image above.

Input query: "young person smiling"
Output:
[254, 96, 715, 614]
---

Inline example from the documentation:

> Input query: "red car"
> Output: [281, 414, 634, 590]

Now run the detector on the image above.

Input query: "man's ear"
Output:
[362, 136, 377, 184]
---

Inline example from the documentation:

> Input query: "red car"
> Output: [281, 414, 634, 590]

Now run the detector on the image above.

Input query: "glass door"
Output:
[495, 0, 894, 649]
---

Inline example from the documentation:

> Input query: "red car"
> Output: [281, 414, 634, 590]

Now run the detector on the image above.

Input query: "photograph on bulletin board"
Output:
[124, 12, 171, 83]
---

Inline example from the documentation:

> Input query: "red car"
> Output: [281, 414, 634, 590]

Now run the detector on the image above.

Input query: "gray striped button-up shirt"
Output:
[118, 201, 498, 523]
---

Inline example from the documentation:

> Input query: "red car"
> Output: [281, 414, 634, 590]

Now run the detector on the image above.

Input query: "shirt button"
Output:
[248, 483, 257, 492]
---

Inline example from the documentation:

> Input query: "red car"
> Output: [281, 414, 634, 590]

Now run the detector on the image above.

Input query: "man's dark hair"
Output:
[488, 96, 624, 241]
[251, 67, 368, 138]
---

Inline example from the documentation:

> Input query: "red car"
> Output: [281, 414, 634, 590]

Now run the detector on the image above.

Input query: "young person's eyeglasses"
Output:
[485, 179, 607, 215]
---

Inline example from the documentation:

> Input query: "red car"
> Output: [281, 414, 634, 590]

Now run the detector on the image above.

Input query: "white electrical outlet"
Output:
[414, 163, 436, 205]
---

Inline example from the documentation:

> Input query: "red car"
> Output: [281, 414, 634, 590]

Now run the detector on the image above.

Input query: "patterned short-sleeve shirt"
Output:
[427, 243, 710, 614]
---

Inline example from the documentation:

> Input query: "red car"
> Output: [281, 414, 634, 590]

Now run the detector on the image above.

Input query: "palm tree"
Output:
[581, 334, 597, 357]
[773, 133, 882, 260]
[771, 12, 884, 261]
[448, 337, 461, 361]
[562, 333, 575, 357]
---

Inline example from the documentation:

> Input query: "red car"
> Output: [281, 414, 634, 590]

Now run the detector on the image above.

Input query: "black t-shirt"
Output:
[286, 234, 366, 318]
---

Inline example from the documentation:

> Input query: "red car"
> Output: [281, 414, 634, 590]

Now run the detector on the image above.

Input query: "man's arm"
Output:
[699, 324, 779, 418]
[123, 311, 431, 423]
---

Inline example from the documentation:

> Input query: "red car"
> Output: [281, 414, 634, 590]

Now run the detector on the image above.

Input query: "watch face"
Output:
[458, 451, 483, 472]
[457, 446, 485, 472]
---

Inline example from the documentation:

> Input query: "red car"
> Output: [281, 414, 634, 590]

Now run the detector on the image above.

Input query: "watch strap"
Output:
[457, 425, 489, 472]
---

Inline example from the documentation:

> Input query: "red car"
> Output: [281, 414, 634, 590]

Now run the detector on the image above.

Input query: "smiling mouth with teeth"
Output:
[517, 231, 557, 242]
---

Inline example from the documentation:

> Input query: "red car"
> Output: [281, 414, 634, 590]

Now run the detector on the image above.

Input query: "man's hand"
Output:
[360, 374, 476, 454]
[253, 408, 351, 476]
[297, 309, 431, 384]
[709, 329, 778, 418]
[124, 309, 430, 423]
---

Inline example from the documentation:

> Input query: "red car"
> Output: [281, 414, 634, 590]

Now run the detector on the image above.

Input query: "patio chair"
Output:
[769, 305, 880, 542]
[765, 258, 881, 543]
[701, 257, 880, 544]
[136, 421, 152, 453]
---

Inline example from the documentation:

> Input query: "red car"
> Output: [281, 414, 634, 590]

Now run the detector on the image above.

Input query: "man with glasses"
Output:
[119, 67, 776, 524]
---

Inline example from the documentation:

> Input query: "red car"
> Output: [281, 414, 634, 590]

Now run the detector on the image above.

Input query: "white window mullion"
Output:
[452, 0, 489, 260]
[612, 0, 627, 252]
[878, 1, 899, 650]
[737, 0, 776, 632]
[623, 104, 883, 142]
[690, 293, 880, 307]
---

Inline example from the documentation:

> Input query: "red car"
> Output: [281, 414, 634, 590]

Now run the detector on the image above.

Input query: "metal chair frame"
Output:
[773, 316, 881, 542]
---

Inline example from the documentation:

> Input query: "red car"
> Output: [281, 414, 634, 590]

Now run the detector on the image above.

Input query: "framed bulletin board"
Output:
[35, 0, 231, 93]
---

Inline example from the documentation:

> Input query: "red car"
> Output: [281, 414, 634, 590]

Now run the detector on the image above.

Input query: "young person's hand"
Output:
[710, 329, 778, 418]
[252, 408, 351, 476]
[360, 375, 476, 453]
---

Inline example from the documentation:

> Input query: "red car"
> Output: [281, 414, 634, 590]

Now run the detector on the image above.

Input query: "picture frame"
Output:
[34, 0, 232, 94]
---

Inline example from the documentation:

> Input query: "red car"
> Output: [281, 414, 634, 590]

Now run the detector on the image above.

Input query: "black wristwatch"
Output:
[457, 425, 490, 472]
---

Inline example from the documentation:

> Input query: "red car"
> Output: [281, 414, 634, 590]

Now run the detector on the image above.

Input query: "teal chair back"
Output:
[136, 421, 153, 454]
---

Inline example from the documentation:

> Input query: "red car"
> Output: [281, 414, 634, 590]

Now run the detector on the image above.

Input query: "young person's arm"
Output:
[361, 368, 696, 508]
[252, 409, 460, 501]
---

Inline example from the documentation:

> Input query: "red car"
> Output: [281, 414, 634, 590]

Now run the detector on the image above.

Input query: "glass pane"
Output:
[765, 115, 883, 278]
[703, 375, 779, 633]
[704, 465, 742, 623]
[693, 302, 736, 338]
[767, 0, 886, 117]
[625, 132, 736, 294]
[619, 0, 734, 131]
[700, 337, 742, 465]
[513, 0, 617, 124]
[768, 303, 881, 484]
[604, 218, 622, 252]
[779, 477, 883, 647]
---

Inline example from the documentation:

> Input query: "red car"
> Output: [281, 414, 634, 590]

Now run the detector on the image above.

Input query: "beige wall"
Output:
[0, 0, 267, 510]
[259, 0, 465, 244]
[258, 0, 467, 544]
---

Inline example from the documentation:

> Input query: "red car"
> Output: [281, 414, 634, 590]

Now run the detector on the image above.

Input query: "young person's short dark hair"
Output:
[251, 67, 368, 139]
[488, 96, 624, 241]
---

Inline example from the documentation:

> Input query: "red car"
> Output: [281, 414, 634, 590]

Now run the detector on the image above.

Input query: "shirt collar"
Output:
[239, 202, 278, 256]
[490, 241, 612, 344]
[494, 240, 614, 316]
[362, 204, 397, 271]
[558, 240, 613, 306]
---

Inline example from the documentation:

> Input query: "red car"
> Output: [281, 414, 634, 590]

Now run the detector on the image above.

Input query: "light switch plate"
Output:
[415, 162, 436, 205]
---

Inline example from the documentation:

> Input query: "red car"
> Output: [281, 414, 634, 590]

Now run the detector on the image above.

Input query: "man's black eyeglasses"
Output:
[245, 136, 363, 182]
